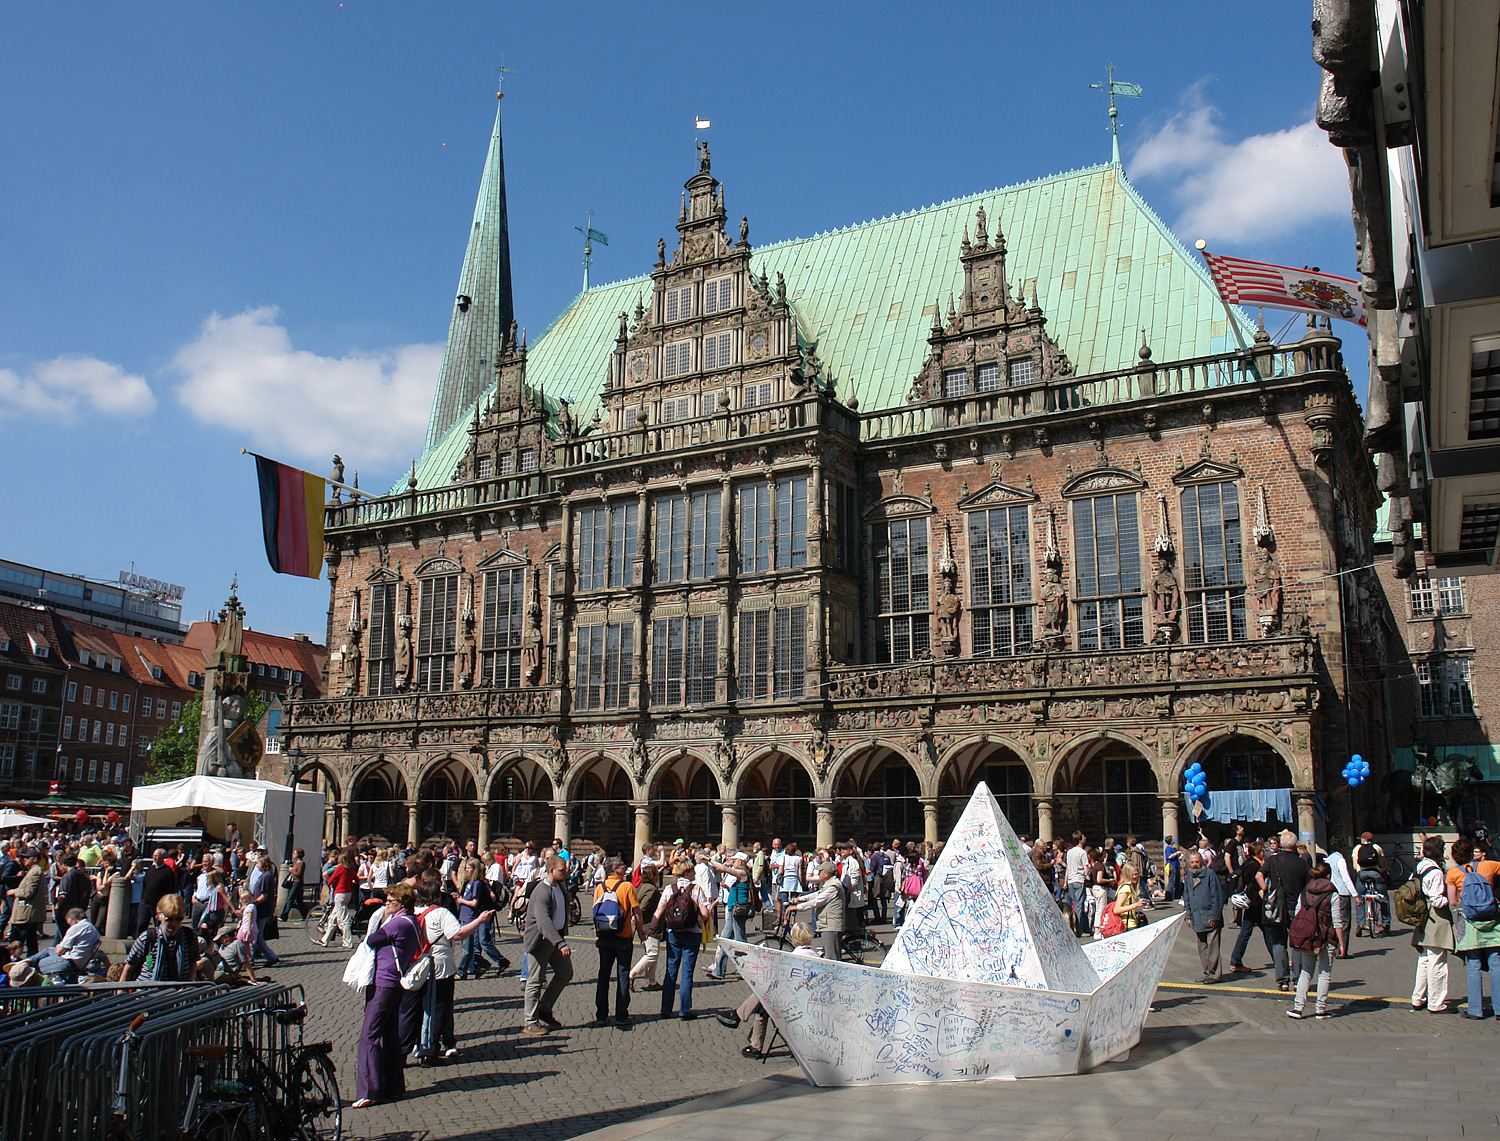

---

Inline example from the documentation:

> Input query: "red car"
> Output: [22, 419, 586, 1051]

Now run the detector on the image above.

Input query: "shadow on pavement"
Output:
[1092, 1022, 1235, 1072]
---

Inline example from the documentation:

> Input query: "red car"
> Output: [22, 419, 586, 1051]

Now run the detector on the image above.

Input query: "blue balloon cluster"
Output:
[1183, 762, 1209, 802]
[1342, 754, 1370, 788]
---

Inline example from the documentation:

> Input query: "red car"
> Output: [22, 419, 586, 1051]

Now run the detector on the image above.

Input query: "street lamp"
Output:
[284, 745, 305, 865]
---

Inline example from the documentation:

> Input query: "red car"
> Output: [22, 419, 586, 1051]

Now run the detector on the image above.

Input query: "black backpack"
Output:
[662, 884, 699, 932]
[1355, 843, 1381, 870]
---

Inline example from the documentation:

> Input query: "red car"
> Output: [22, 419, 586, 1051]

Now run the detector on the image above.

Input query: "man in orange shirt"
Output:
[592, 857, 643, 1029]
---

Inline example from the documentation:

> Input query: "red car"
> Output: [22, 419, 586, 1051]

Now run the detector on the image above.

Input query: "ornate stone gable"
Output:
[863, 494, 935, 522]
[1059, 467, 1147, 498]
[1172, 457, 1246, 486]
[956, 481, 1039, 509]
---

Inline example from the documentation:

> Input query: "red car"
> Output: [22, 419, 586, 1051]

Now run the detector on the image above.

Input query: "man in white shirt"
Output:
[1064, 833, 1090, 935]
[1325, 838, 1360, 958]
[28, 908, 99, 981]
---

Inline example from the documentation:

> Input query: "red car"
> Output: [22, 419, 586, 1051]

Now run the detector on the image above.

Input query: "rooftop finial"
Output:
[1089, 62, 1142, 165]
[495, 60, 519, 99]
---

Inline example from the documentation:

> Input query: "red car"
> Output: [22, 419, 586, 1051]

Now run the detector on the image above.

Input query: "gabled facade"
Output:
[288, 105, 1384, 857]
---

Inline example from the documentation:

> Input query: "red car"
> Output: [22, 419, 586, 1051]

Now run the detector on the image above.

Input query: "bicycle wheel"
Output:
[295, 1052, 342, 1141]
[189, 1105, 258, 1141]
[843, 934, 885, 965]
[567, 892, 582, 927]
[1385, 855, 1409, 886]
[305, 903, 332, 945]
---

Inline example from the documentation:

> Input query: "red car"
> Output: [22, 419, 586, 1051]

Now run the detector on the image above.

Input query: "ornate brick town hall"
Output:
[284, 93, 1384, 859]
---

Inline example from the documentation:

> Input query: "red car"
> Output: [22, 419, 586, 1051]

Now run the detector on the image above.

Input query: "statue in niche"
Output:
[1149, 551, 1181, 644]
[456, 615, 476, 689]
[394, 617, 412, 691]
[1253, 544, 1283, 635]
[1037, 564, 1068, 644]
[521, 586, 543, 685]
[341, 633, 362, 697]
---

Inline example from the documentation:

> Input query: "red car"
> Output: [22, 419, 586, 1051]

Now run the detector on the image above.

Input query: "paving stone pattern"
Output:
[269, 910, 1499, 1141]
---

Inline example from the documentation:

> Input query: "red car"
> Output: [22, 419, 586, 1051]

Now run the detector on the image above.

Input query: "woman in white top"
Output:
[370, 849, 391, 890]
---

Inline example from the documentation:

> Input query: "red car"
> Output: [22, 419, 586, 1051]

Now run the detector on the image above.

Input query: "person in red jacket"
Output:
[319, 850, 359, 948]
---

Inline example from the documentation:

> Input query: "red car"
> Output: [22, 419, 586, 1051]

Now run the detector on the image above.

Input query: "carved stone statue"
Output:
[341, 634, 362, 697]
[1038, 564, 1067, 643]
[1149, 551, 1181, 643]
[557, 398, 576, 439]
[394, 616, 412, 691]
[521, 587, 543, 686]
[715, 736, 737, 781]
[456, 615, 475, 689]
[196, 585, 259, 779]
[936, 578, 961, 648]
[657, 237, 666, 264]
[775, 273, 786, 305]
[1253, 545, 1283, 634]
[739, 215, 749, 244]
[698, 140, 710, 171]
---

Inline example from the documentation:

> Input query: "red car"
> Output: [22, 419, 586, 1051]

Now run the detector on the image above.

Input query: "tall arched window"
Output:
[1181, 482, 1246, 643]
[417, 570, 458, 691]
[1073, 493, 1145, 650]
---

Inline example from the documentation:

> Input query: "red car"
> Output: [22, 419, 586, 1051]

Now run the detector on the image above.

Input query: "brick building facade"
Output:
[285, 103, 1385, 856]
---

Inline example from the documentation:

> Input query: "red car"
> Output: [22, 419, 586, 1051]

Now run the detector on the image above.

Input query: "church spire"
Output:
[425, 85, 517, 453]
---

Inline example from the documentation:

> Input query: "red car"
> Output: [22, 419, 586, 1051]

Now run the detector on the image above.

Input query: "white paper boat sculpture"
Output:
[721, 782, 1179, 1086]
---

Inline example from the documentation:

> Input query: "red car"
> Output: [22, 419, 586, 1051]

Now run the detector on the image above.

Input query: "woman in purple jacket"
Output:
[354, 882, 418, 1109]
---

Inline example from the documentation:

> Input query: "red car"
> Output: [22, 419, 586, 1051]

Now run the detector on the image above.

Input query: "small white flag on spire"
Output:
[695, 117, 711, 130]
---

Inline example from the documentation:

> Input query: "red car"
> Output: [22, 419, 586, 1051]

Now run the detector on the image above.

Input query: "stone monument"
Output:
[195, 582, 262, 780]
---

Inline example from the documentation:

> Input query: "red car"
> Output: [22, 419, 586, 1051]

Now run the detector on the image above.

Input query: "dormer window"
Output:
[499, 453, 515, 477]
[477, 455, 493, 478]
[1008, 358, 1036, 386]
[943, 369, 967, 398]
[661, 396, 694, 423]
[704, 276, 733, 314]
[663, 341, 692, 378]
[743, 381, 773, 408]
[976, 363, 1002, 392]
[520, 449, 537, 472]
[664, 286, 693, 324]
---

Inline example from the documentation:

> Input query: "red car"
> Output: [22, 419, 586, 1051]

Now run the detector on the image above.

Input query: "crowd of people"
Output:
[5, 811, 1497, 1112]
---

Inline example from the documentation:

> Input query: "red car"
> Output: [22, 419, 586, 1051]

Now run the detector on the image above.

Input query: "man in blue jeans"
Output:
[656, 860, 710, 1020]
[590, 858, 643, 1028]
[1064, 832, 1090, 935]
[709, 851, 752, 979]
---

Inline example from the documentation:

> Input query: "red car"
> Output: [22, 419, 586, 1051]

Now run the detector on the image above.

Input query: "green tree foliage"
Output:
[143, 693, 269, 784]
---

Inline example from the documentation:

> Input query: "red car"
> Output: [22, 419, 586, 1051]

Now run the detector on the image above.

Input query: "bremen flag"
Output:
[1198, 245, 1366, 328]
[252, 455, 325, 578]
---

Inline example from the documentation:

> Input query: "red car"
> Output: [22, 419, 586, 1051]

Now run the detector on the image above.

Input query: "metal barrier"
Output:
[0, 981, 309, 1141]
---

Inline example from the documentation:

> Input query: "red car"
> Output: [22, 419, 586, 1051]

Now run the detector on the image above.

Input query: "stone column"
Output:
[1160, 795, 1180, 844]
[1035, 797, 1054, 844]
[552, 801, 572, 849]
[813, 799, 835, 850]
[719, 801, 739, 850]
[476, 802, 490, 852]
[921, 797, 940, 845]
[1294, 791, 1320, 846]
[632, 801, 652, 863]
[339, 804, 353, 846]
[105, 871, 131, 942]
[406, 803, 420, 847]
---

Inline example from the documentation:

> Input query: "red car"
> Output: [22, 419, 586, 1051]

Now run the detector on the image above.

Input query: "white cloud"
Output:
[0, 355, 156, 421]
[1128, 96, 1349, 242]
[172, 306, 441, 470]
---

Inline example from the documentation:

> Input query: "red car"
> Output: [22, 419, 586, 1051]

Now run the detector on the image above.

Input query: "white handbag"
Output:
[343, 940, 376, 990]
[399, 950, 433, 991]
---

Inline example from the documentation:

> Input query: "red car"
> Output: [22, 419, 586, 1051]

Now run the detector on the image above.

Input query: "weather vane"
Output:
[1088, 63, 1142, 165]
[574, 208, 609, 292]
[496, 60, 519, 99]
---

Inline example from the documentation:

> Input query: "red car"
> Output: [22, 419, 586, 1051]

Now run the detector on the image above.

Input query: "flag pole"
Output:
[239, 448, 366, 499]
[1195, 240, 1252, 354]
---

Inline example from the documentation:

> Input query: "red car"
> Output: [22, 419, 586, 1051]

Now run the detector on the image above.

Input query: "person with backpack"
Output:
[1445, 837, 1500, 1020]
[1408, 835, 1455, 1012]
[709, 851, 752, 980]
[1286, 860, 1337, 1019]
[1352, 831, 1389, 935]
[590, 857, 642, 1028]
[522, 855, 573, 1037]
[653, 859, 712, 1020]
[628, 860, 662, 992]
[1257, 830, 1309, 991]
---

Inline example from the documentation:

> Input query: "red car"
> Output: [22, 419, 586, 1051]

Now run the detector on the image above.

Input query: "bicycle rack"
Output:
[0, 981, 312, 1141]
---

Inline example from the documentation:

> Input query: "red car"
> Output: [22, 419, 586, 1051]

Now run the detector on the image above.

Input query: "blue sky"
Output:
[0, 1, 1361, 640]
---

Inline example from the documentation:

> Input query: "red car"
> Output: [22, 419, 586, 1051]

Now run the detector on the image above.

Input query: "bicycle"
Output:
[304, 887, 337, 946]
[179, 1005, 342, 1141]
[104, 1013, 149, 1141]
[753, 913, 887, 965]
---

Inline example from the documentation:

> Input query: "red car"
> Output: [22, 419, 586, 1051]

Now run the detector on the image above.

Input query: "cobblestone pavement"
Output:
[265, 907, 1499, 1141]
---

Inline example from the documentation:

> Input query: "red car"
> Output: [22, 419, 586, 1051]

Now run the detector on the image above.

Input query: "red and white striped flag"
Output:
[1197, 243, 1366, 328]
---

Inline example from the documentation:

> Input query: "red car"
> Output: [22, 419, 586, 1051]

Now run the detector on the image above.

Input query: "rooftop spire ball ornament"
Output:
[720, 784, 1179, 1085]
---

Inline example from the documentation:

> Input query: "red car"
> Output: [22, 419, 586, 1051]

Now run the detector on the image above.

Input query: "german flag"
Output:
[252, 454, 325, 578]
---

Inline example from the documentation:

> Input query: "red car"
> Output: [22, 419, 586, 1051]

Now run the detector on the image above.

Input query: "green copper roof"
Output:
[424, 96, 516, 453]
[405, 162, 1251, 492]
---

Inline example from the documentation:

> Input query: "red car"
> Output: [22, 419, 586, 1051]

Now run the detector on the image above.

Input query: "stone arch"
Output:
[648, 748, 723, 844]
[293, 759, 342, 804]
[936, 733, 1037, 836]
[732, 746, 818, 846]
[568, 751, 636, 856]
[417, 755, 479, 844]
[413, 751, 482, 799]
[1173, 725, 1304, 789]
[484, 753, 555, 847]
[1050, 732, 1159, 842]
[832, 742, 929, 843]
[349, 756, 409, 844]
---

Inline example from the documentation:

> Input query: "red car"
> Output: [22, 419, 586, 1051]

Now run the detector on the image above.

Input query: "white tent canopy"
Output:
[130, 775, 325, 882]
[0, 810, 51, 830]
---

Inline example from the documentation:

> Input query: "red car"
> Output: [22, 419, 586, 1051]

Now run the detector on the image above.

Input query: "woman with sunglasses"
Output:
[121, 893, 199, 981]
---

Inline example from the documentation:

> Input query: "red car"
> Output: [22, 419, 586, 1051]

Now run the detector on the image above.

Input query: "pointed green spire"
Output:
[425, 89, 516, 453]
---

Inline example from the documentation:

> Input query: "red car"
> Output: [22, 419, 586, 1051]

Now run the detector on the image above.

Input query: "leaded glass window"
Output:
[874, 518, 930, 662]
[416, 573, 458, 691]
[656, 490, 721, 583]
[577, 503, 637, 590]
[1073, 494, 1144, 650]
[575, 623, 634, 711]
[481, 567, 526, 688]
[1181, 483, 1246, 643]
[968, 506, 1033, 657]
[651, 615, 718, 707]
